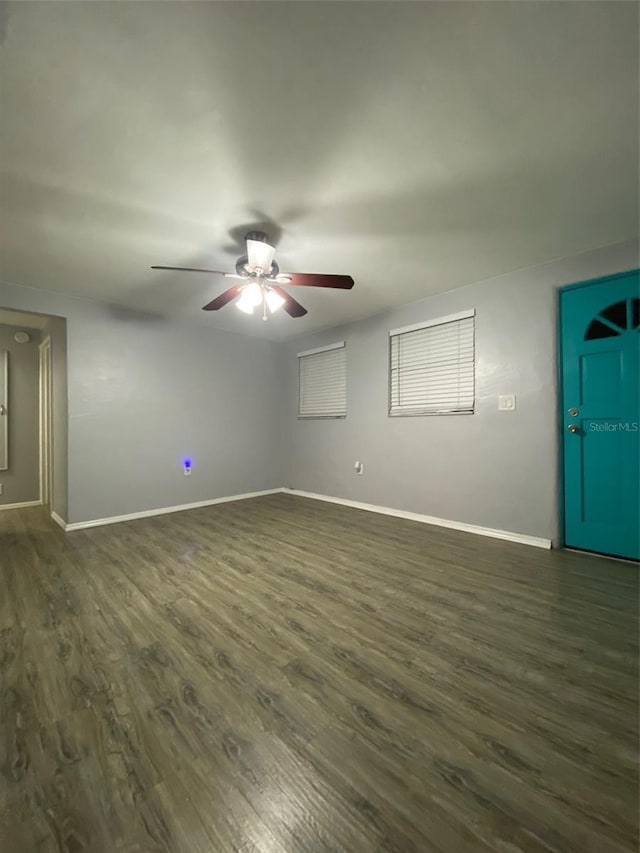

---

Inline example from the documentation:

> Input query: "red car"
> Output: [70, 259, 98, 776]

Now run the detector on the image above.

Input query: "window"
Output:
[389, 310, 475, 416]
[585, 298, 640, 340]
[298, 342, 346, 418]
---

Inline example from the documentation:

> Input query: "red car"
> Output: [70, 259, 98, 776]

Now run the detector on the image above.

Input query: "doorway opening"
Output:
[0, 308, 67, 523]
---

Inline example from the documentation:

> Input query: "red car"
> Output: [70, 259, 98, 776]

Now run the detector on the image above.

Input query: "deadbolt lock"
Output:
[568, 424, 580, 433]
[568, 408, 579, 417]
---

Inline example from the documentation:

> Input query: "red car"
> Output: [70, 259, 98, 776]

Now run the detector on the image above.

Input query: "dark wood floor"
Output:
[0, 494, 637, 852]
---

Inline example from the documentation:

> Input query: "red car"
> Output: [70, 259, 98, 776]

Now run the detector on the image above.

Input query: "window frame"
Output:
[388, 309, 476, 417]
[297, 341, 347, 420]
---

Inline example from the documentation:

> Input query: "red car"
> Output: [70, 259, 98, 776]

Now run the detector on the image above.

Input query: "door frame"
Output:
[39, 335, 52, 506]
[557, 267, 640, 552]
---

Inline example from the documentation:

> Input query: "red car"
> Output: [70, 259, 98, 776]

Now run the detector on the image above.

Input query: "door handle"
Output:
[567, 424, 579, 433]
[0, 404, 6, 416]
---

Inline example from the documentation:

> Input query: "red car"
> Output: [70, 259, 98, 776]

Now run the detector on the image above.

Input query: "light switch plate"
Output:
[498, 394, 516, 411]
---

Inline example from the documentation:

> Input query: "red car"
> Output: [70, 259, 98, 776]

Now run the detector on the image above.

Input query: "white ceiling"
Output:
[0, 1, 638, 341]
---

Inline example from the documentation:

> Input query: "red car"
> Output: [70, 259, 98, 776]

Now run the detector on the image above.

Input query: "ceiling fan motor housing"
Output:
[235, 257, 280, 277]
[244, 230, 270, 244]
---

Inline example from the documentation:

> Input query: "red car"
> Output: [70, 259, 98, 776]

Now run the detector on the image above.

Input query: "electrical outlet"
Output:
[354, 461, 364, 475]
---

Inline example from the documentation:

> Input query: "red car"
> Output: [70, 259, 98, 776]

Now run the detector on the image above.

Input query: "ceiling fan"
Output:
[151, 231, 354, 320]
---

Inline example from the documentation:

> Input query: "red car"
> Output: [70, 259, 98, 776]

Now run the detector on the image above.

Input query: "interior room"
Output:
[0, 2, 638, 851]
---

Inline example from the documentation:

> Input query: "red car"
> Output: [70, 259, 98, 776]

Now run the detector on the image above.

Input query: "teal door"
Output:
[561, 270, 640, 561]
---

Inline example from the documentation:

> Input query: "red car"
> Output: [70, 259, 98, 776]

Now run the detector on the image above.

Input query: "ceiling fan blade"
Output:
[152, 265, 246, 281]
[274, 272, 354, 289]
[269, 285, 308, 317]
[202, 285, 243, 311]
[246, 239, 276, 272]
[152, 265, 228, 276]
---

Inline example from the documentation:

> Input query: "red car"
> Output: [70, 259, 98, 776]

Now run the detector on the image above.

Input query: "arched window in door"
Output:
[585, 298, 640, 340]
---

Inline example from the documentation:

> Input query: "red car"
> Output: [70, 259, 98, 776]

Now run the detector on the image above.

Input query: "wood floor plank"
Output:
[0, 496, 637, 851]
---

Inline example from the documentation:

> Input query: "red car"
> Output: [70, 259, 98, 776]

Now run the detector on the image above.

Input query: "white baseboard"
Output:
[282, 489, 552, 550]
[51, 511, 67, 531]
[62, 488, 283, 532]
[44, 487, 552, 549]
[0, 499, 42, 512]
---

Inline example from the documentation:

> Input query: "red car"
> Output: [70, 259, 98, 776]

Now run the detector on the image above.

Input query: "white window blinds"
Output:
[298, 342, 346, 418]
[389, 310, 475, 415]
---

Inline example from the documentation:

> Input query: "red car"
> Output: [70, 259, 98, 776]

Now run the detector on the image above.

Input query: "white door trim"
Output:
[38, 336, 52, 507]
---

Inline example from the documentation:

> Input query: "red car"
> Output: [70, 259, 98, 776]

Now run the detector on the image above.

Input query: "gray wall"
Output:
[0, 283, 285, 524]
[282, 240, 639, 544]
[0, 323, 41, 505]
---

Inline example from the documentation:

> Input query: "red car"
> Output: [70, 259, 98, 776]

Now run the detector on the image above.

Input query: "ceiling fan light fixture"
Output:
[243, 280, 263, 307]
[236, 292, 255, 314]
[246, 239, 275, 274]
[266, 288, 286, 313]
